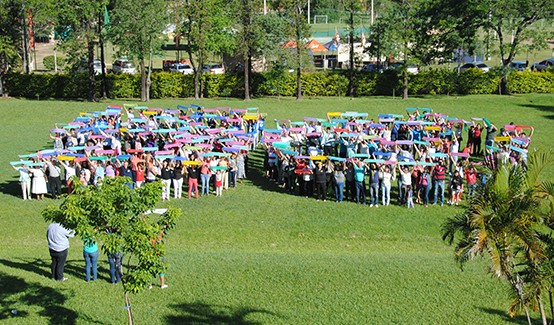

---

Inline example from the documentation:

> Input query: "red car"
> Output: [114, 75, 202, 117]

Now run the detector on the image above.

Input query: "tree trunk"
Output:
[348, 6, 354, 97]
[539, 294, 548, 325]
[99, 12, 107, 99]
[87, 40, 97, 102]
[140, 58, 147, 102]
[548, 287, 554, 324]
[124, 291, 134, 325]
[403, 69, 408, 100]
[243, 54, 250, 101]
[0, 74, 3, 97]
[146, 42, 153, 102]
[296, 47, 302, 100]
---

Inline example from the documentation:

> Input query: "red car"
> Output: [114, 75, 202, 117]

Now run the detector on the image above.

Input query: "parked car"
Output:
[531, 58, 554, 72]
[112, 59, 137, 74]
[361, 63, 383, 73]
[508, 61, 528, 71]
[72, 59, 106, 75]
[169, 63, 194, 74]
[386, 62, 419, 74]
[455, 62, 490, 73]
[202, 63, 225, 74]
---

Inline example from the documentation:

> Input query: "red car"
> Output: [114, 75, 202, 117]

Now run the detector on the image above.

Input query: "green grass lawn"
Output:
[0, 94, 553, 324]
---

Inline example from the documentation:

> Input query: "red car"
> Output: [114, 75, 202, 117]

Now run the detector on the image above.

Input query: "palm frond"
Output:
[526, 150, 554, 189]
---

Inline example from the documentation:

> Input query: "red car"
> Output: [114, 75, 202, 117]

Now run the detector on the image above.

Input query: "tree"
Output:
[484, 0, 554, 67]
[343, 0, 364, 97]
[366, 0, 482, 99]
[42, 177, 180, 325]
[0, 37, 17, 97]
[108, 0, 169, 102]
[281, 0, 311, 100]
[51, 0, 108, 102]
[442, 151, 554, 324]
[233, 0, 258, 100]
[180, 0, 222, 100]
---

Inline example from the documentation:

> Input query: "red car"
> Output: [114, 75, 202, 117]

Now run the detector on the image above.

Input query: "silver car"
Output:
[112, 59, 137, 74]
[169, 63, 194, 74]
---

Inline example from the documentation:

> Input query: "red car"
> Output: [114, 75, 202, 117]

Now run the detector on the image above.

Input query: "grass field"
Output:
[0, 94, 553, 324]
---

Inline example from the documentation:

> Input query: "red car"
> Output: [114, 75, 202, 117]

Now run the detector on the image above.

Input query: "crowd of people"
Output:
[11, 104, 265, 200]
[260, 108, 533, 207]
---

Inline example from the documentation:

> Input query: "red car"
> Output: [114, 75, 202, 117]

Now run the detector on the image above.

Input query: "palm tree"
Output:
[442, 150, 554, 325]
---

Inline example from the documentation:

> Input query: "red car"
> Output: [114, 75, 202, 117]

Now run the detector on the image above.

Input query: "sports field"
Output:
[0, 94, 553, 324]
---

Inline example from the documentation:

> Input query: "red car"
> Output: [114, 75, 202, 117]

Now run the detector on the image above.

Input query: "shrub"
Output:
[107, 73, 140, 99]
[42, 55, 67, 71]
[4, 69, 552, 100]
[456, 69, 502, 95]
[507, 71, 554, 94]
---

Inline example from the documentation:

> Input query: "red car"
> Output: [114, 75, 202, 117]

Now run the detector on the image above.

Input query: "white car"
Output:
[202, 63, 225, 74]
[73, 60, 106, 75]
[169, 63, 194, 74]
[112, 59, 137, 74]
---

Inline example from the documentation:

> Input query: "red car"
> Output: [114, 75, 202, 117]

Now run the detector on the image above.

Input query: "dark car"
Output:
[531, 58, 554, 72]
[508, 61, 528, 71]
[361, 63, 383, 73]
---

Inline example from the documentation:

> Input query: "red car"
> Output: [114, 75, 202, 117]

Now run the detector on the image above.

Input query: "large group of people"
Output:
[260, 108, 533, 207]
[11, 104, 264, 201]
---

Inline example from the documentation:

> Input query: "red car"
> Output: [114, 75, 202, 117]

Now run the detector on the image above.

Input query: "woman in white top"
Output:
[380, 165, 395, 206]
[29, 166, 47, 200]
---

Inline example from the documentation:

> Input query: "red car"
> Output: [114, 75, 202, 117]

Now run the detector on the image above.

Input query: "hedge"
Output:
[4, 69, 553, 100]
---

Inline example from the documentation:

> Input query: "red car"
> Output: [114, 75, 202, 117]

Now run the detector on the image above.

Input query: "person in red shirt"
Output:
[432, 160, 446, 205]
[465, 165, 478, 199]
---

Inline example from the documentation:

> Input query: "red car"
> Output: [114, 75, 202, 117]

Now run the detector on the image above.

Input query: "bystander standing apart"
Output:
[46, 222, 74, 281]
[83, 237, 98, 282]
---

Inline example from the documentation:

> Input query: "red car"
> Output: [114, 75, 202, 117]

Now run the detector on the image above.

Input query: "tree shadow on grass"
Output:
[245, 149, 287, 195]
[165, 302, 282, 324]
[0, 271, 79, 324]
[479, 307, 541, 324]
[518, 103, 554, 120]
[0, 258, 112, 283]
[0, 180, 23, 198]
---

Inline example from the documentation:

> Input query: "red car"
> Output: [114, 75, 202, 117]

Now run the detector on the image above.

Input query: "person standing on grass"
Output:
[432, 160, 447, 206]
[465, 165, 478, 199]
[29, 165, 47, 200]
[333, 162, 346, 203]
[186, 163, 200, 199]
[12, 164, 31, 200]
[368, 163, 380, 207]
[47, 222, 74, 281]
[313, 162, 327, 201]
[171, 160, 184, 199]
[236, 151, 246, 184]
[353, 160, 367, 204]
[82, 237, 98, 282]
[44, 157, 62, 199]
[200, 158, 212, 195]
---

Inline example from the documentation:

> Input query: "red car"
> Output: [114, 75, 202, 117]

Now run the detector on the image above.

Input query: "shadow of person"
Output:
[0, 271, 79, 324]
[166, 302, 282, 324]
[0, 257, 112, 283]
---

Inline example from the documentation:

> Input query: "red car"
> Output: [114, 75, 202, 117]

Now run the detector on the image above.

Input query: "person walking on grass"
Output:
[47, 222, 74, 281]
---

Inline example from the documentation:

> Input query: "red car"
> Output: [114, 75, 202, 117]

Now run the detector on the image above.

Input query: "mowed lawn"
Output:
[0, 94, 553, 324]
